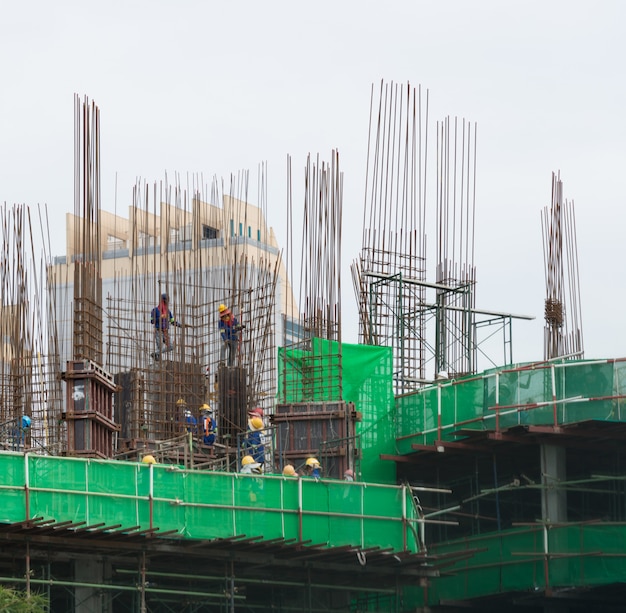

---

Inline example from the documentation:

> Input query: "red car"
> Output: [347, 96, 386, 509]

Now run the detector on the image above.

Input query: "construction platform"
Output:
[0, 451, 439, 612]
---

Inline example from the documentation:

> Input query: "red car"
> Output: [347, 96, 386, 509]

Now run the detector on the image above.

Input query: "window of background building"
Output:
[202, 225, 218, 240]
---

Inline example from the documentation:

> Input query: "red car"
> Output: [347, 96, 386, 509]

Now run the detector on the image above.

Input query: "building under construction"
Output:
[0, 85, 622, 612]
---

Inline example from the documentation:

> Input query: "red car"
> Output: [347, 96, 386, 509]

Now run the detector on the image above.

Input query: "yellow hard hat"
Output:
[282, 464, 297, 476]
[219, 304, 227, 313]
[176, 398, 186, 405]
[241, 455, 255, 466]
[142, 455, 156, 465]
[305, 457, 320, 467]
[250, 417, 263, 430]
[200, 403, 211, 412]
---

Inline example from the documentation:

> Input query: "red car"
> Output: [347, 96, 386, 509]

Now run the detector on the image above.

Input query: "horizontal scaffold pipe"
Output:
[0, 576, 244, 600]
[114, 568, 400, 594]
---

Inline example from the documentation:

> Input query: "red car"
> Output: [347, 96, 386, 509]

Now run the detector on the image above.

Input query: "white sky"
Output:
[1, 1, 624, 366]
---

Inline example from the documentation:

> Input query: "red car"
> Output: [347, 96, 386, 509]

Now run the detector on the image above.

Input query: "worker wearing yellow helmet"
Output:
[200, 403, 217, 446]
[304, 457, 322, 480]
[218, 303, 245, 366]
[240, 454, 262, 474]
[282, 464, 298, 477]
[244, 408, 265, 470]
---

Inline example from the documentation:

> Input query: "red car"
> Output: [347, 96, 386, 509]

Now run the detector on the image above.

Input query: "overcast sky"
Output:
[1, 1, 624, 366]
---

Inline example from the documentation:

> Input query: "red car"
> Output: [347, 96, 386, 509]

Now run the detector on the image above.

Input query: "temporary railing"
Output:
[0, 451, 422, 553]
[396, 358, 626, 452]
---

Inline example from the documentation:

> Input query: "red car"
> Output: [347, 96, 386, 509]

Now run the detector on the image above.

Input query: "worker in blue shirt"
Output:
[200, 404, 217, 446]
[244, 408, 265, 469]
[150, 293, 181, 360]
[218, 304, 245, 366]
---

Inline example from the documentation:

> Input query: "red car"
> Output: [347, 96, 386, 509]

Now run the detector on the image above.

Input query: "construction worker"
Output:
[218, 304, 245, 366]
[150, 293, 181, 360]
[184, 410, 197, 434]
[12, 415, 31, 450]
[282, 464, 298, 477]
[175, 399, 196, 434]
[240, 454, 262, 474]
[244, 408, 265, 468]
[304, 457, 322, 480]
[343, 468, 355, 482]
[200, 404, 217, 446]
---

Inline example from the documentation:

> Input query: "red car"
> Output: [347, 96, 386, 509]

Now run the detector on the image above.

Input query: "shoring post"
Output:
[25, 540, 30, 597]
[229, 561, 235, 613]
[140, 551, 147, 613]
[307, 567, 312, 613]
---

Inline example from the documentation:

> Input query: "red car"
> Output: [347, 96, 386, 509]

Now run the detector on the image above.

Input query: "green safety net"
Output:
[396, 359, 624, 452]
[278, 338, 396, 484]
[418, 523, 626, 606]
[0, 452, 419, 553]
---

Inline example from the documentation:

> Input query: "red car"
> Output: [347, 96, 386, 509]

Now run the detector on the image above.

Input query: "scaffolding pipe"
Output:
[0, 575, 245, 600]
[114, 568, 400, 594]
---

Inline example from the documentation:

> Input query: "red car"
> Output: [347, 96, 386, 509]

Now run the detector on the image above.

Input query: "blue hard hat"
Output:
[21, 415, 31, 429]
[161, 293, 168, 301]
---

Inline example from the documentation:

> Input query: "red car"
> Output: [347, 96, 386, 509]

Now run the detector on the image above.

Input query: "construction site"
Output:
[0, 83, 624, 612]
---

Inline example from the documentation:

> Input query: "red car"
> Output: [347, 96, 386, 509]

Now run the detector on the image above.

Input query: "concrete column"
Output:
[540, 444, 568, 613]
[540, 444, 567, 523]
[74, 558, 112, 613]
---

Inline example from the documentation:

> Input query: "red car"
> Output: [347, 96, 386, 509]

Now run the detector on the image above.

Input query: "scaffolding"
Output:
[0, 451, 447, 612]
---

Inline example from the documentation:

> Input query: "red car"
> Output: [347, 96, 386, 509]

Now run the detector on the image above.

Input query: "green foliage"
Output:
[0, 585, 48, 613]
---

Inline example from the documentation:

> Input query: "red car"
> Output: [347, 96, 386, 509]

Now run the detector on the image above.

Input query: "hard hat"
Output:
[282, 464, 297, 477]
[142, 455, 156, 464]
[184, 410, 192, 417]
[218, 304, 228, 313]
[248, 407, 263, 417]
[21, 415, 32, 429]
[200, 403, 211, 412]
[161, 293, 168, 301]
[176, 398, 186, 405]
[249, 417, 263, 430]
[241, 455, 255, 466]
[305, 457, 320, 467]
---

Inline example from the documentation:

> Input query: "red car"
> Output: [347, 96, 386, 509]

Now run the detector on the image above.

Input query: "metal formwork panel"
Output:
[218, 366, 248, 446]
[272, 401, 357, 478]
[63, 360, 119, 458]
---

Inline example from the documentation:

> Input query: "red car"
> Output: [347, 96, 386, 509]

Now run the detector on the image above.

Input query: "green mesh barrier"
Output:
[0, 452, 420, 554]
[415, 523, 626, 606]
[396, 359, 624, 450]
[278, 339, 396, 484]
